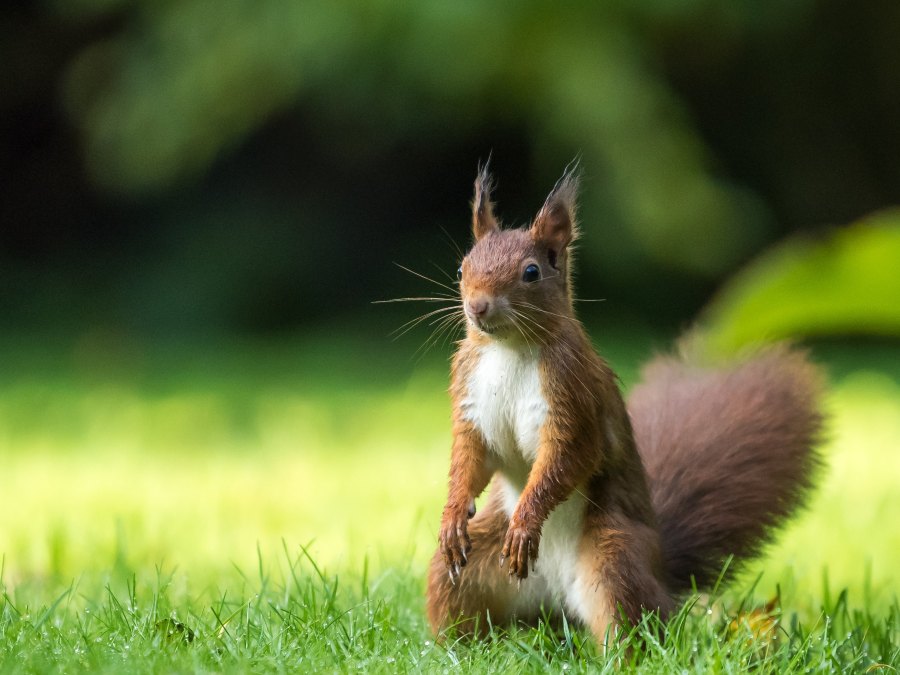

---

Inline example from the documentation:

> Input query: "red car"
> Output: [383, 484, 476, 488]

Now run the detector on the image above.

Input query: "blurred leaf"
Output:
[702, 209, 900, 355]
[727, 596, 779, 645]
[62, 0, 367, 194]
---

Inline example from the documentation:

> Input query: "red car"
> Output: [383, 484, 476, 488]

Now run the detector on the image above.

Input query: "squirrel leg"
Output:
[575, 511, 675, 644]
[426, 482, 548, 638]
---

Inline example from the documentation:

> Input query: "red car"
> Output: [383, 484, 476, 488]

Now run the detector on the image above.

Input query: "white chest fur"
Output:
[460, 341, 590, 617]
[460, 342, 549, 475]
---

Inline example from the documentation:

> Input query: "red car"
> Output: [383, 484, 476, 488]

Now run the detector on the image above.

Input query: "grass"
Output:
[0, 324, 898, 672]
[4, 547, 899, 673]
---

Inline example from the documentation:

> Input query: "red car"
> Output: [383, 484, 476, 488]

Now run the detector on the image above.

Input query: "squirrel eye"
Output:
[522, 264, 541, 283]
[456, 266, 463, 281]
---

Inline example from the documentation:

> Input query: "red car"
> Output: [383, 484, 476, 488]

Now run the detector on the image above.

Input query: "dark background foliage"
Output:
[3, 1, 899, 337]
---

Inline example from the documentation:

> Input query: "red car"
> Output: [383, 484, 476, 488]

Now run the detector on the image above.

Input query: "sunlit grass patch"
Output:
[0, 333, 898, 671]
[749, 369, 900, 611]
[1, 338, 897, 593]
[0, 367, 450, 583]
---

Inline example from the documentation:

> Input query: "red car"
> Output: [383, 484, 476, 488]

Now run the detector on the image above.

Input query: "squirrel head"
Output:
[458, 162, 580, 341]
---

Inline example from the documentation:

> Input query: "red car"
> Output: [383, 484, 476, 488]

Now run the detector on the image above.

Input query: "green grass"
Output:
[1, 327, 899, 672]
[4, 546, 899, 673]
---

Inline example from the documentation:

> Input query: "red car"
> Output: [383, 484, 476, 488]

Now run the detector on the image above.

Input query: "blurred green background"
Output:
[1, 0, 899, 607]
[5, 0, 900, 336]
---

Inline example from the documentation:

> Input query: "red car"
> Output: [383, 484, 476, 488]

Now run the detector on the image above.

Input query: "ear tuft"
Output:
[531, 160, 581, 250]
[472, 157, 499, 240]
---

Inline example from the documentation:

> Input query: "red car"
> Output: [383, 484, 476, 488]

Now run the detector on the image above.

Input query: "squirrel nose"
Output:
[468, 298, 490, 318]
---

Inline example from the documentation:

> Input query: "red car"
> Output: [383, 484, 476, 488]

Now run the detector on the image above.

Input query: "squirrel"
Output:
[425, 162, 824, 643]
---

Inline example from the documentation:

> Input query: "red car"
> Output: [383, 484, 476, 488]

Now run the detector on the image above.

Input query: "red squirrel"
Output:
[425, 163, 824, 643]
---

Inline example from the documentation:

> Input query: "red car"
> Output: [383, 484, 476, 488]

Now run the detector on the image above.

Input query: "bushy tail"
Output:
[627, 344, 825, 594]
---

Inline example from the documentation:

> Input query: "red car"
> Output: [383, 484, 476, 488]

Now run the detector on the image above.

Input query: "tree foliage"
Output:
[2, 0, 899, 333]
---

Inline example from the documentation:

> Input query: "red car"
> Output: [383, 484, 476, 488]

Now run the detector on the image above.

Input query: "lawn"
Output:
[1, 324, 898, 672]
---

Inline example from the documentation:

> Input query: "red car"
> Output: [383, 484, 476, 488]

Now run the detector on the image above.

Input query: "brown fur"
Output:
[629, 344, 825, 593]
[428, 484, 531, 636]
[425, 164, 824, 644]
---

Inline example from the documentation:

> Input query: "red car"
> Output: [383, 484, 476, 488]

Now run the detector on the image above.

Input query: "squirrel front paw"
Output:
[439, 508, 472, 585]
[499, 520, 540, 580]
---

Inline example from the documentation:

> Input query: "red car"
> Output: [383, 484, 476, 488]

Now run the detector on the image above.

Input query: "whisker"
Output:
[435, 316, 465, 353]
[430, 260, 459, 286]
[510, 309, 547, 350]
[436, 314, 467, 349]
[391, 305, 462, 339]
[573, 486, 605, 512]
[511, 309, 601, 406]
[411, 317, 463, 361]
[562, 351, 607, 407]
[426, 309, 464, 328]
[519, 317, 546, 350]
[507, 311, 533, 348]
[416, 322, 452, 356]
[415, 312, 466, 361]
[556, 355, 601, 408]
[373, 296, 457, 304]
[434, 321, 455, 348]
[438, 224, 465, 261]
[530, 273, 604, 302]
[516, 313, 548, 345]
[511, 301, 581, 325]
[393, 263, 458, 294]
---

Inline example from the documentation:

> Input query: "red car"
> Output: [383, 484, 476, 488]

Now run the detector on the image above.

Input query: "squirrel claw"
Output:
[448, 561, 462, 585]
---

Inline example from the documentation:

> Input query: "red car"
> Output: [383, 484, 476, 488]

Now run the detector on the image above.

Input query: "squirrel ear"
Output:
[531, 164, 580, 251]
[472, 160, 499, 240]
